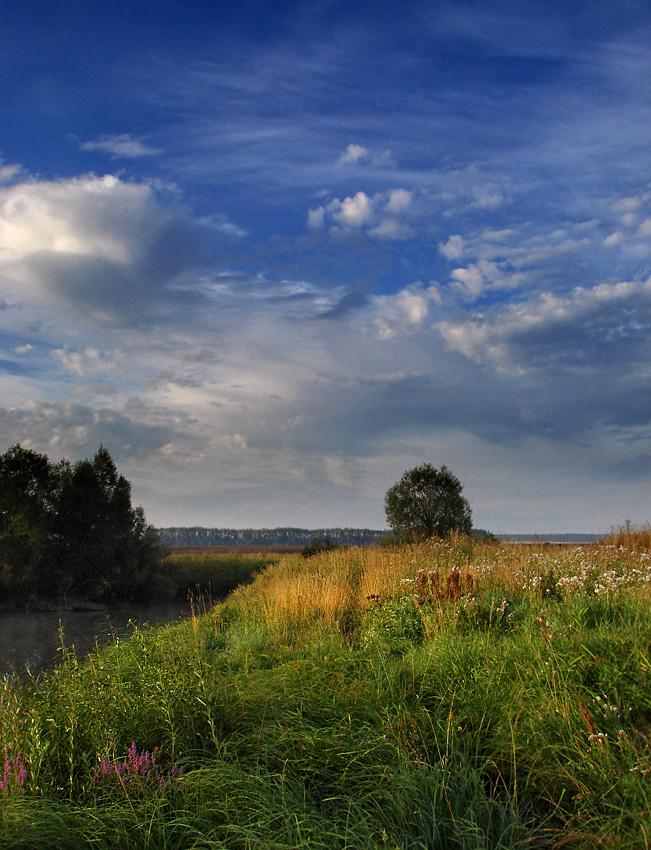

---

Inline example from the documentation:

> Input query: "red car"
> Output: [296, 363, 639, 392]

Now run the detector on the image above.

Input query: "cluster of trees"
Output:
[0, 444, 162, 603]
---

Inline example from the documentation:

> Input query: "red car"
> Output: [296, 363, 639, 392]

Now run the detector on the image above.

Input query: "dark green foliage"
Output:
[0, 445, 56, 594]
[472, 527, 499, 542]
[300, 536, 338, 558]
[385, 463, 472, 539]
[0, 444, 162, 602]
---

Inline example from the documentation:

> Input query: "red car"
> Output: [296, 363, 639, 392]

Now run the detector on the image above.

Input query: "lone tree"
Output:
[384, 463, 472, 539]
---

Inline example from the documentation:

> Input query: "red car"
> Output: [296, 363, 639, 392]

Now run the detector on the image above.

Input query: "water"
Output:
[0, 602, 193, 676]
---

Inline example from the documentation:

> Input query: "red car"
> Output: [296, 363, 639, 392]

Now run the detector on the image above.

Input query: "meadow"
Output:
[1, 528, 650, 849]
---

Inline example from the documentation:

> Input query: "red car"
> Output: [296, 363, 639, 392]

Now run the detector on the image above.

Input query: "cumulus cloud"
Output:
[80, 133, 162, 158]
[438, 277, 651, 372]
[309, 188, 415, 239]
[336, 144, 397, 169]
[50, 346, 119, 377]
[0, 161, 21, 184]
[0, 400, 179, 464]
[439, 234, 465, 260]
[334, 191, 374, 227]
[449, 259, 517, 300]
[0, 172, 203, 325]
[385, 189, 412, 213]
[373, 282, 441, 340]
[338, 143, 369, 165]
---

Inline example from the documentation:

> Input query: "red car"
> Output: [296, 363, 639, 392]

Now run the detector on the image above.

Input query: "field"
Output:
[1, 529, 650, 848]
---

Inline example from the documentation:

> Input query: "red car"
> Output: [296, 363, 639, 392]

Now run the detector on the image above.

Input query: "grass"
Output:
[1, 530, 651, 848]
[156, 548, 278, 600]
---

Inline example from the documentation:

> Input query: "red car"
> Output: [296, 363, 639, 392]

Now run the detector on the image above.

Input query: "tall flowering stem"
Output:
[1, 749, 27, 794]
[93, 743, 182, 795]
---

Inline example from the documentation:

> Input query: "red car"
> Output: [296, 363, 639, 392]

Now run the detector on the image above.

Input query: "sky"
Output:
[1, 0, 650, 533]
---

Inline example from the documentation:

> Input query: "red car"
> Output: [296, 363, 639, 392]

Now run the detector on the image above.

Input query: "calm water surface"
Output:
[0, 602, 193, 675]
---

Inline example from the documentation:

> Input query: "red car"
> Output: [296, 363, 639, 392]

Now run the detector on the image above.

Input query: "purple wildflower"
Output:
[1, 749, 27, 794]
[92, 743, 182, 795]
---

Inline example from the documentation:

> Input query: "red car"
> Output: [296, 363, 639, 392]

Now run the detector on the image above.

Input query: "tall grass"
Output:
[1, 535, 651, 847]
[605, 522, 651, 553]
[157, 548, 277, 599]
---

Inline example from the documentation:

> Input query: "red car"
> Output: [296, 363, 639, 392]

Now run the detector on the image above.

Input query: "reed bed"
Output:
[1, 531, 650, 848]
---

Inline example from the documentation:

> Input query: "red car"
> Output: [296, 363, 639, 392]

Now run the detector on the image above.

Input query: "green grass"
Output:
[156, 549, 278, 600]
[2, 535, 651, 848]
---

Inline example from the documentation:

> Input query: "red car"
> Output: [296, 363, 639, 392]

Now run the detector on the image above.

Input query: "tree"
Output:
[51, 446, 162, 601]
[384, 463, 472, 539]
[0, 445, 56, 593]
[0, 443, 162, 602]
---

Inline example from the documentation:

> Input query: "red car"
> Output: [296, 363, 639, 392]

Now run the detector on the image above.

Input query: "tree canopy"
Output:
[0, 444, 162, 602]
[384, 463, 472, 539]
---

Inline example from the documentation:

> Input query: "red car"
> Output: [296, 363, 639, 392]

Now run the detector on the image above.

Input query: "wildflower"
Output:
[588, 732, 608, 746]
[93, 743, 182, 795]
[1, 750, 27, 794]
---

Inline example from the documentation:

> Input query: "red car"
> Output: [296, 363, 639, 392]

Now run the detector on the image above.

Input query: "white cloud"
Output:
[438, 234, 465, 260]
[385, 188, 412, 213]
[338, 143, 369, 165]
[604, 231, 623, 247]
[371, 149, 396, 168]
[450, 260, 502, 300]
[0, 174, 152, 267]
[0, 172, 199, 324]
[0, 162, 21, 184]
[450, 264, 487, 299]
[438, 277, 651, 370]
[333, 191, 374, 227]
[471, 186, 504, 209]
[307, 206, 325, 230]
[80, 133, 162, 158]
[368, 218, 414, 240]
[373, 282, 441, 340]
[312, 188, 415, 238]
[612, 194, 645, 214]
[51, 346, 119, 377]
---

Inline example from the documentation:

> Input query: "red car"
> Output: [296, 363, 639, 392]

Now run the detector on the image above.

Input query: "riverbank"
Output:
[0, 549, 278, 675]
[1, 533, 650, 847]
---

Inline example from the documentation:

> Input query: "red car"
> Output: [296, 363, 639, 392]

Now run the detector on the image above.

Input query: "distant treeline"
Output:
[158, 527, 387, 548]
[157, 527, 605, 548]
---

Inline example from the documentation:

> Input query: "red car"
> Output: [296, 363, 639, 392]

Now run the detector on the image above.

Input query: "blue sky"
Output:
[1, 0, 650, 532]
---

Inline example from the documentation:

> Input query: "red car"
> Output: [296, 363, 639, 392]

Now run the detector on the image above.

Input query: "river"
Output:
[0, 602, 194, 676]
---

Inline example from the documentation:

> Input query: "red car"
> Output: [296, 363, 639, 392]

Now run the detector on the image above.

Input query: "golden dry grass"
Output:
[232, 533, 651, 640]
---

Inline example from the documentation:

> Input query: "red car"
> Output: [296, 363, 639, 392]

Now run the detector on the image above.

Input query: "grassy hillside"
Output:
[1, 531, 650, 848]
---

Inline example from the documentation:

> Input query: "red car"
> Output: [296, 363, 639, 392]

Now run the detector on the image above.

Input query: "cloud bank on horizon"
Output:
[1, 0, 650, 532]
